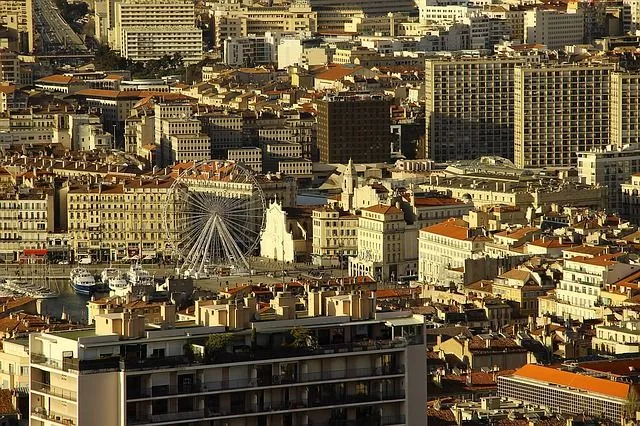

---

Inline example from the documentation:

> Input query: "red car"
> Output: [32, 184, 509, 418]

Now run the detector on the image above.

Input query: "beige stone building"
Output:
[418, 218, 487, 284]
[610, 72, 640, 147]
[622, 173, 640, 223]
[0, 339, 29, 391]
[212, 2, 317, 48]
[0, 0, 34, 52]
[0, 191, 54, 262]
[311, 207, 359, 267]
[348, 204, 416, 281]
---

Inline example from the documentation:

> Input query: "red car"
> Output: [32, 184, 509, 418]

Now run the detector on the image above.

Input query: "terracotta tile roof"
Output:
[494, 226, 539, 240]
[375, 288, 420, 299]
[467, 335, 525, 353]
[498, 269, 532, 282]
[362, 204, 403, 215]
[465, 280, 493, 293]
[563, 245, 609, 257]
[421, 218, 470, 240]
[413, 197, 463, 207]
[511, 364, 633, 399]
[568, 253, 623, 267]
[0, 85, 16, 94]
[314, 65, 361, 81]
[36, 74, 78, 84]
[529, 238, 576, 249]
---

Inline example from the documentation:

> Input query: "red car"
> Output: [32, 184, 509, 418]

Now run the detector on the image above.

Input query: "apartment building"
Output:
[621, 173, 640, 224]
[212, 3, 317, 48]
[311, 207, 359, 267]
[0, 0, 34, 52]
[424, 57, 525, 162]
[0, 191, 54, 262]
[610, 71, 640, 147]
[29, 293, 425, 426]
[593, 309, 640, 354]
[523, 8, 584, 49]
[317, 94, 391, 164]
[513, 62, 615, 168]
[418, 218, 487, 284]
[577, 144, 640, 213]
[111, 0, 202, 60]
[549, 253, 640, 320]
[64, 179, 175, 262]
[228, 147, 263, 173]
[0, 49, 19, 84]
[348, 204, 417, 282]
[154, 103, 211, 166]
[498, 364, 635, 424]
[0, 339, 29, 391]
[197, 113, 243, 159]
[121, 26, 203, 63]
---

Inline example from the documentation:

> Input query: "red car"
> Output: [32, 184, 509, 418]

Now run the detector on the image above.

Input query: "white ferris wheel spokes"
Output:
[163, 161, 266, 278]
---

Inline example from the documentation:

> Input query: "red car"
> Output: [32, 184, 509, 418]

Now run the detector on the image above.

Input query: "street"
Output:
[34, 0, 88, 53]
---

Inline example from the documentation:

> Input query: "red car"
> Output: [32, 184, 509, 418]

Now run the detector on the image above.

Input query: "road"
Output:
[34, 0, 88, 54]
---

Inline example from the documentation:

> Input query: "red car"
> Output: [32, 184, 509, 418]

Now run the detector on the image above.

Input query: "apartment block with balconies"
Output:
[29, 292, 426, 426]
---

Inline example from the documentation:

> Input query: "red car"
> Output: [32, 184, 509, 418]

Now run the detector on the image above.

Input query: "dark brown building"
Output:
[317, 94, 391, 164]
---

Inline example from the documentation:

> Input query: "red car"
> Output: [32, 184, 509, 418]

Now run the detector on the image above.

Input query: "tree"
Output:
[625, 387, 640, 423]
[204, 333, 233, 361]
[290, 326, 316, 350]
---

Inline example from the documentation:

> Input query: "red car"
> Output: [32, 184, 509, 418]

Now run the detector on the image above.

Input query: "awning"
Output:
[23, 249, 48, 256]
[384, 317, 424, 327]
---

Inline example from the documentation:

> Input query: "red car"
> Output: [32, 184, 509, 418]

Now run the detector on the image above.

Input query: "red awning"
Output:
[23, 249, 48, 256]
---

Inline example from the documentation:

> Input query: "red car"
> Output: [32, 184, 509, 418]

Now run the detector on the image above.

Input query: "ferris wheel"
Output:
[162, 161, 266, 278]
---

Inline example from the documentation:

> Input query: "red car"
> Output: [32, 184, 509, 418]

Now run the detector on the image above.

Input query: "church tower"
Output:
[342, 158, 356, 211]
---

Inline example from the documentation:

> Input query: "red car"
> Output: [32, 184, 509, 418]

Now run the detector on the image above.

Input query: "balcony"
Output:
[31, 408, 77, 425]
[128, 366, 405, 399]
[129, 393, 405, 424]
[31, 354, 120, 374]
[32, 381, 78, 401]
[122, 339, 410, 372]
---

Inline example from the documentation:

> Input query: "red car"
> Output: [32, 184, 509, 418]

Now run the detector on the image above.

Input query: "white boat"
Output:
[108, 275, 130, 297]
[101, 267, 120, 284]
[70, 268, 96, 296]
[126, 263, 153, 286]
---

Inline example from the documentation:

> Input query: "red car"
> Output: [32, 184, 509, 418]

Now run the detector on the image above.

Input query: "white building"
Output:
[348, 204, 417, 282]
[260, 201, 312, 262]
[577, 144, 640, 213]
[551, 254, 640, 320]
[0, 191, 53, 262]
[523, 8, 584, 49]
[121, 26, 203, 63]
[418, 218, 487, 284]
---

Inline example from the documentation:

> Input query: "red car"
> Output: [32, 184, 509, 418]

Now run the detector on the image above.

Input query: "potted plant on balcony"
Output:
[204, 333, 233, 362]
[290, 326, 317, 352]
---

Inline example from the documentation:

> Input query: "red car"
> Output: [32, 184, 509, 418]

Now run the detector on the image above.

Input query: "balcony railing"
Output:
[122, 339, 409, 372]
[31, 407, 77, 425]
[129, 393, 405, 424]
[127, 365, 405, 399]
[32, 380, 78, 401]
[31, 354, 120, 374]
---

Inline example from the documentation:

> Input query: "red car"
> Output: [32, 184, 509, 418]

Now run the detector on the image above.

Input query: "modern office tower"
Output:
[577, 144, 640, 213]
[610, 71, 640, 147]
[111, 0, 202, 62]
[0, 0, 34, 53]
[513, 62, 615, 168]
[424, 57, 525, 162]
[317, 94, 391, 164]
[29, 294, 426, 425]
[523, 8, 584, 50]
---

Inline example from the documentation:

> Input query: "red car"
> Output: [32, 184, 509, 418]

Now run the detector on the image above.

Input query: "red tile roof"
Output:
[362, 204, 403, 215]
[413, 197, 463, 207]
[421, 218, 470, 240]
[36, 74, 79, 84]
